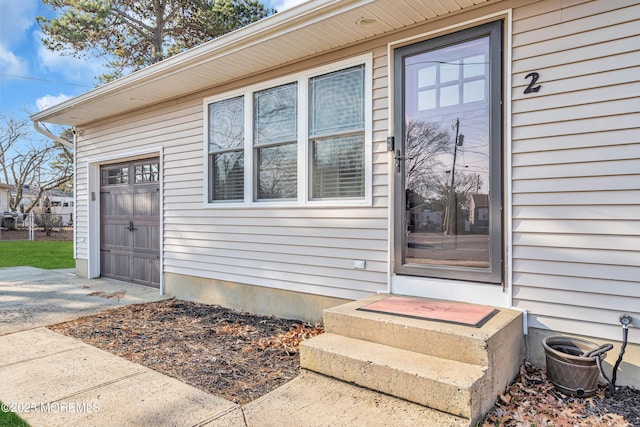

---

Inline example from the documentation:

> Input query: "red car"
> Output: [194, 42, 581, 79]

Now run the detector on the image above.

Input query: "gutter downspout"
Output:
[72, 129, 77, 261]
[32, 120, 74, 149]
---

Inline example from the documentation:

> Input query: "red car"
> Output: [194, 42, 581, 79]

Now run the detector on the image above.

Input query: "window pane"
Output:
[418, 65, 436, 87]
[310, 65, 364, 136]
[463, 79, 485, 103]
[102, 167, 128, 186]
[418, 89, 436, 111]
[254, 83, 297, 145]
[440, 60, 459, 83]
[209, 96, 244, 152]
[401, 31, 498, 279]
[312, 135, 364, 199]
[257, 143, 297, 200]
[463, 54, 485, 78]
[440, 84, 459, 107]
[211, 151, 244, 201]
[134, 162, 159, 183]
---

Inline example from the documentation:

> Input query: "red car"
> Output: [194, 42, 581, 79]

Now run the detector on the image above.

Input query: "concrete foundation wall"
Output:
[527, 328, 640, 388]
[75, 259, 88, 279]
[164, 272, 351, 324]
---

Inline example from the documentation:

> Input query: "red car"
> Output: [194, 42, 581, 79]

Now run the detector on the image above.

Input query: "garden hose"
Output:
[611, 316, 631, 389]
[586, 344, 614, 395]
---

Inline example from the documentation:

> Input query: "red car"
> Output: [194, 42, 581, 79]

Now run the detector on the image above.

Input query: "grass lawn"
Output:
[0, 401, 30, 427]
[0, 241, 74, 269]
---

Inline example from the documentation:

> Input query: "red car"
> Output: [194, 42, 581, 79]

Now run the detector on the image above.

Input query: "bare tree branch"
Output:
[0, 115, 73, 214]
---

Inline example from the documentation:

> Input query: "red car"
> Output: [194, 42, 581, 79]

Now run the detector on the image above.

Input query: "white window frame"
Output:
[203, 54, 373, 208]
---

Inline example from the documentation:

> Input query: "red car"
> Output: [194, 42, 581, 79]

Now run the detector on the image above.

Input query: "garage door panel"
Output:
[101, 222, 131, 248]
[132, 224, 160, 251]
[133, 255, 160, 288]
[101, 251, 131, 282]
[101, 192, 133, 216]
[133, 190, 160, 217]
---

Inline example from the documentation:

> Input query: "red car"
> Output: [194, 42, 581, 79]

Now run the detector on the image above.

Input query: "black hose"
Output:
[588, 344, 614, 394]
[595, 354, 615, 395]
[611, 327, 629, 388]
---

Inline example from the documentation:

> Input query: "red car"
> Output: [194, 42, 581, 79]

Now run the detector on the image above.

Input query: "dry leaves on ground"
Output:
[480, 362, 639, 427]
[48, 298, 323, 404]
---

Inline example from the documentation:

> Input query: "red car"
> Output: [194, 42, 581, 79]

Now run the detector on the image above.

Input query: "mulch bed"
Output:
[48, 299, 323, 404]
[49, 299, 639, 425]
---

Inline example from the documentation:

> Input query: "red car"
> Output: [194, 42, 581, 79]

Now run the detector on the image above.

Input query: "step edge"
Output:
[300, 335, 490, 419]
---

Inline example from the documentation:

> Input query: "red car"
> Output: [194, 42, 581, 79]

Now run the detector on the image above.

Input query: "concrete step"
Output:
[323, 294, 523, 367]
[300, 333, 490, 422]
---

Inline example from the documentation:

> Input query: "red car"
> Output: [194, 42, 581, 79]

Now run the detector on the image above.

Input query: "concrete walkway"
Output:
[0, 267, 460, 426]
[0, 267, 169, 335]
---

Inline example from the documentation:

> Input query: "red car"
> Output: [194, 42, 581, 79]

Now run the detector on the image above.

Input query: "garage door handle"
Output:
[128, 221, 136, 232]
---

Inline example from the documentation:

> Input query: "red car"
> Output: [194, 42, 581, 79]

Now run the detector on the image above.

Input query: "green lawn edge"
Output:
[0, 241, 74, 269]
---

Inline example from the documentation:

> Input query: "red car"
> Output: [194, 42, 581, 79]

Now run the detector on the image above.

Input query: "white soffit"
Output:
[32, 0, 492, 127]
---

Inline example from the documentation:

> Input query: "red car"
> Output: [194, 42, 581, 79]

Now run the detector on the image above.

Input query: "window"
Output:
[417, 54, 487, 111]
[101, 165, 128, 186]
[205, 56, 371, 206]
[254, 83, 298, 200]
[208, 96, 245, 201]
[134, 161, 160, 183]
[309, 66, 365, 199]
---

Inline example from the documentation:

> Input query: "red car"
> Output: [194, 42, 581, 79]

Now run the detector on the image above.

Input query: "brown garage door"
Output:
[100, 159, 160, 288]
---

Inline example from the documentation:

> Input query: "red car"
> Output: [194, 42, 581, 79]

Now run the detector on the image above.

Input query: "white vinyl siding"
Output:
[74, 51, 389, 301]
[511, 0, 640, 343]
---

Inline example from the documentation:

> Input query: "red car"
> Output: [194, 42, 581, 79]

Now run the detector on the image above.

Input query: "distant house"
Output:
[469, 194, 489, 234]
[42, 189, 74, 226]
[32, 0, 640, 395]
[11, 187, 74, 226]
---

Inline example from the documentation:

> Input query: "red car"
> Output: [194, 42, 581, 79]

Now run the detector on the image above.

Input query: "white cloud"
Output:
[0, 0, 39, 46]
[0, 43, 28, 75]
[36, 94, 71, 111]
[34, 30, 105, 84]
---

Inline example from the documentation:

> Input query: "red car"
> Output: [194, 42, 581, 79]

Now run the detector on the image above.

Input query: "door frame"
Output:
[386, 11, 514, 308]
[86, 147, 164, 292]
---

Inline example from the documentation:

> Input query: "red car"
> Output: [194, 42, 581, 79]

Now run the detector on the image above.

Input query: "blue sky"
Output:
[0, 0, 306, 129]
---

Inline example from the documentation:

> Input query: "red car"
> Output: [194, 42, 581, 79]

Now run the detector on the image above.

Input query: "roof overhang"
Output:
[31, 0, 495, 127]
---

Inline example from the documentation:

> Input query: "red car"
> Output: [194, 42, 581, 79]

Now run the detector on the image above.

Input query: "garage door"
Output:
[100, 159, 160, 288]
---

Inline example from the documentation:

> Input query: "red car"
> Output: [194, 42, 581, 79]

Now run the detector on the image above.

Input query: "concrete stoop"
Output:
[300, 294, 524, 425]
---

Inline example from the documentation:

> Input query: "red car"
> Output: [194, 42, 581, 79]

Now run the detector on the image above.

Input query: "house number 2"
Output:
[524, 72, 541, 94]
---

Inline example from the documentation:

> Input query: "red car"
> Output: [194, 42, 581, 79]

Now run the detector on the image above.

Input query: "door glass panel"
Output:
[402, 36, 491, 270]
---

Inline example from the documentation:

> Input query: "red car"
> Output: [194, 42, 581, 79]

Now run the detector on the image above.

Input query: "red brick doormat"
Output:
[358, 296, 497, 327]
